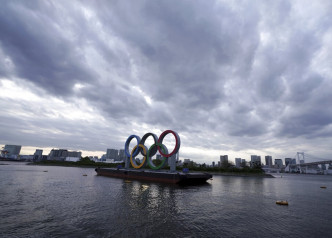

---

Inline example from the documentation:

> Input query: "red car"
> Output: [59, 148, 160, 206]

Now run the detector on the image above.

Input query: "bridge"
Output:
[285, 152, 332, 174]
[296, 160, 332, 166]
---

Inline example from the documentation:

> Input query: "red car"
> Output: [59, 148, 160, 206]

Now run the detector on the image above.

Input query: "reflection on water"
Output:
[1, 162, 332, 237]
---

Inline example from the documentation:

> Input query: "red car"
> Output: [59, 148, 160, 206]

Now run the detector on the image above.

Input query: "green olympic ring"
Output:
[147, 143, 168, 170]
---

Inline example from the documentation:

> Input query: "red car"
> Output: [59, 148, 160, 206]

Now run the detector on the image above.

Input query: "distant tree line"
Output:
[182, 160, 263, 174]
[32, 156, 264, 173]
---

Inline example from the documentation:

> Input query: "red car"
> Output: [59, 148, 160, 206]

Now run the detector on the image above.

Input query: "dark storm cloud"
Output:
[1, 0, 332, 159]
[0, 1, 95, 95]
[85, 0, 262, 135]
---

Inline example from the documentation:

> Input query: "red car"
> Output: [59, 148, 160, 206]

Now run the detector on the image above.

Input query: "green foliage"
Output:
[177, 164, 264, 174]
[32, 159, 124, 168]
[32, 159, 264, 174]
[221, 161, 232, 169]
[78, 156, 95, 165]
[250, 161, 262, 170]
[152, 159, 162, 166]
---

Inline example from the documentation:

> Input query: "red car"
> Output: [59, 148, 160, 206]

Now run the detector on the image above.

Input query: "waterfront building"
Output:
[235, 158, 242, 168]
[118, 149, 125, 161]
[250, 155, 261, 168]
[65, 157, 80, 162]
[329, 163, 332, 170]
[106, 149, 119, 160]
[265, 156, 273, 168]
[285, 158, 291, 166]
[183, 159, 191, 163]
[100, 154, 107, 161]
[68, 151, 81, 157]
[275, 159, 283, 168]
[20, 155, 33, 161]
[48, 149, 81, 161]
[87, 156, 99, 162]
[104, 159, 114, 163]
[212, 161, 215, 167]
[220, 155, 228, 167]
[3, 145, 21, 159]
[33, 149, 43, 162]
[48, 149, 68, 160]
[321, 164, 327, 170]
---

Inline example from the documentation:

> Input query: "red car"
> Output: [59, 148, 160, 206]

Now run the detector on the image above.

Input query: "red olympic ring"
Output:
[157, 130, 180, 157]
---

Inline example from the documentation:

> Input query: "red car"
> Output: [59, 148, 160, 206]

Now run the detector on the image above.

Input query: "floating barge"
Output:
[95, 167, 212, 185]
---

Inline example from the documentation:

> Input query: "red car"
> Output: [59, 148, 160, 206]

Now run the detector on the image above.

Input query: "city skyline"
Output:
[1, 1, 332, 164]
[0, 143, 319, 165]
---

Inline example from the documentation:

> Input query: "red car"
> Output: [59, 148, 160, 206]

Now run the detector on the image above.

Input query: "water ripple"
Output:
[1, 163, 332, 237]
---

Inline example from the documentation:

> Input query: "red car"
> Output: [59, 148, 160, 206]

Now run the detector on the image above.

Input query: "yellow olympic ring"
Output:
[130, 144, 147, 169]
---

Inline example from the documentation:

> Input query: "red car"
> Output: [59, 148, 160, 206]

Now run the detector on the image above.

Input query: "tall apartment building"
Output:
[106, 149, 119, 160]
[33, 149, 43, 161]
[235, 158, 242, 168]
[220, 155, 228, 167]
[285, 158, 293, 166]
[265, 156, 273, 167]
[275, 159, 283, 168]
[251, 155, 261, 168]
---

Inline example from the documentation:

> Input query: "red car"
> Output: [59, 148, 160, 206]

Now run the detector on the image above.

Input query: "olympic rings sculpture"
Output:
[124, 130, 180, 170]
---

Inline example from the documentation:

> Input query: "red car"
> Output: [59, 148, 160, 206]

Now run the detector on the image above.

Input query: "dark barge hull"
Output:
[95, 168, 212, 185]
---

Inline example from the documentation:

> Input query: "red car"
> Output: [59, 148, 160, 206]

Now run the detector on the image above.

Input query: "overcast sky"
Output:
[1, 0, 332, 163]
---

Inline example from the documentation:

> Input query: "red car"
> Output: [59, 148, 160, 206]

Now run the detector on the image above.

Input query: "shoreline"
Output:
[210, 172, 275, 178]
[10, 161, 332, 178]
[0, 160, 274, 178]
[25, 162, 272, 177]
[26, 162, 107, 169]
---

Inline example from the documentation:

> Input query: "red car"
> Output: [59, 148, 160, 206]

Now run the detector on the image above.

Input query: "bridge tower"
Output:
[297, 152, 305, 164]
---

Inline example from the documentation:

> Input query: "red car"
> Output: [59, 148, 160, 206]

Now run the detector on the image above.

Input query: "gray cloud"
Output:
[1, 0, 332, 161]
[0, 1, 95, 95]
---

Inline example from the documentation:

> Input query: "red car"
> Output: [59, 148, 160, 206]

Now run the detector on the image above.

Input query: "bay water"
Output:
[1, 162, 332, 237]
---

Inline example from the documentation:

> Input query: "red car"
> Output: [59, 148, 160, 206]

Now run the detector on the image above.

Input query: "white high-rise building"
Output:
[235, 158, 242, 168]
